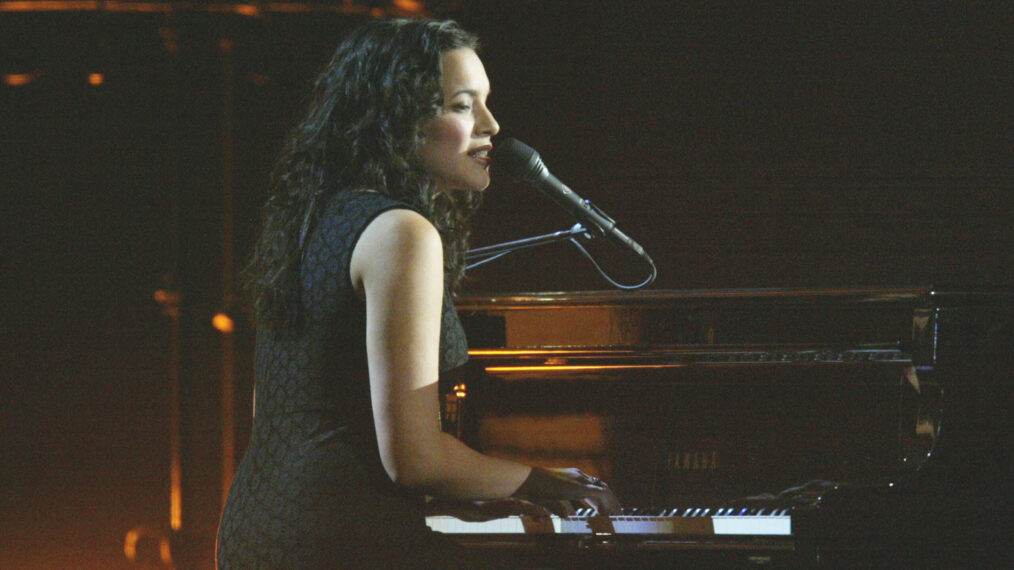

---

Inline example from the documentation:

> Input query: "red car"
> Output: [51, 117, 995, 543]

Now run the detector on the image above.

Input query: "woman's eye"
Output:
[451, 102, 472, 112]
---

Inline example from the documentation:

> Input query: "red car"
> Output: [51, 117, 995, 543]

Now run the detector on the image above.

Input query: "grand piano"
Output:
[429, 287, 1013, 567]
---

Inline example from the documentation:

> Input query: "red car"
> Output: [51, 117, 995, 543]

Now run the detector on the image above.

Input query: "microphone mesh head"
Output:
[491, 137, 542, 184]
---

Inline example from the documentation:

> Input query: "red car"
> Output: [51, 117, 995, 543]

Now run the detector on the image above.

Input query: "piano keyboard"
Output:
[426, 507, 792, 537]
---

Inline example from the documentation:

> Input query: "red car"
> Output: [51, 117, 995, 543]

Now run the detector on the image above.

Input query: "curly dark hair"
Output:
[244, 19, 482, 331]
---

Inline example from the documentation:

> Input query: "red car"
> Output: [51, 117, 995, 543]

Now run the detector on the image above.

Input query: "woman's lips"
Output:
[468, 147, 491, 166]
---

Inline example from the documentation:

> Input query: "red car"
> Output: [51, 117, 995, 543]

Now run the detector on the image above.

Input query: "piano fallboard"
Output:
[448, 344, 928, 508]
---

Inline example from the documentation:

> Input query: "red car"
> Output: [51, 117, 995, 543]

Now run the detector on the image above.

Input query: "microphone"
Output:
[492, 137, 651, 260]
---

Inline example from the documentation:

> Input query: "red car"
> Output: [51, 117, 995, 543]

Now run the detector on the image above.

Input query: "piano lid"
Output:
[455, 286, 930, 350]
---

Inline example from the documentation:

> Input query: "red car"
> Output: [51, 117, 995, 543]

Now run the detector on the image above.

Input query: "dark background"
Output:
[2, 1, 1011, 568]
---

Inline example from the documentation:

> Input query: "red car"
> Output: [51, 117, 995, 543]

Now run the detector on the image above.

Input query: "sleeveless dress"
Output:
[216, 192, 470, 568]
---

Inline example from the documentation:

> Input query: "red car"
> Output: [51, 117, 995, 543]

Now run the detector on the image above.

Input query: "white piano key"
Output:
[425, 516, 527, 534]
[425, 516, 563, 534]
[712, 515, 792, 536]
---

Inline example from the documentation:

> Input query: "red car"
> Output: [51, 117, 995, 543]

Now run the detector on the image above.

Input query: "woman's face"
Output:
[417, 48, 499, 193]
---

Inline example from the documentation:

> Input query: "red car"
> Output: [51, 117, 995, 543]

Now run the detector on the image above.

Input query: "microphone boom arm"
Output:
[465, 223, 658, 290]
[465, 223, 591, 270]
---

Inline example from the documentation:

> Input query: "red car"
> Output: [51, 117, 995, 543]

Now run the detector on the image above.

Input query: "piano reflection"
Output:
[429, 287, 1013, 567]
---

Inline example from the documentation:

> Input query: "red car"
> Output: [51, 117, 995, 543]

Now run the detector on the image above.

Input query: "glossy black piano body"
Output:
[441, 287, 1014, 567]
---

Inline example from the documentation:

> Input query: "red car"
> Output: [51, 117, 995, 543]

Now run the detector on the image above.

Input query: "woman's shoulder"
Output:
[359, 207, 440, 256]
[350, 201, 443, 295]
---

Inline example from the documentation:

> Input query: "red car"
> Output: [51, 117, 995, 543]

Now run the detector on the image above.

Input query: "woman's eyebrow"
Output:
[449, 86, 491, 99]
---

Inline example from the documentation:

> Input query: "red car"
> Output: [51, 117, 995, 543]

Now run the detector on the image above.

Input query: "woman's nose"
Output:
[478, 105, 499, 137]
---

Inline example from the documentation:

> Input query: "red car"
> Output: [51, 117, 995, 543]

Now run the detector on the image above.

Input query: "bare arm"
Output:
[350, 208, 530, 500]
[350, 208, 619, 514]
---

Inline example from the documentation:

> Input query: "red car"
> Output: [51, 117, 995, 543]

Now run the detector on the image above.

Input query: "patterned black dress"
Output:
[216, 192, 470, 568]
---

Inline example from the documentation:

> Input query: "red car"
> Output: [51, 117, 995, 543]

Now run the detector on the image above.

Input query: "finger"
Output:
[519, 502, 553, 518]
[587, 490, 622, 516]
[553, 500, 576, 517]
[564, 499, 579, 516]
[541, 503, 566, 517]
[503, 498, 550, 518]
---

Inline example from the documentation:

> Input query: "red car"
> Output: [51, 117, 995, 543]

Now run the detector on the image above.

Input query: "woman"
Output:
[216, 19, 619, 568]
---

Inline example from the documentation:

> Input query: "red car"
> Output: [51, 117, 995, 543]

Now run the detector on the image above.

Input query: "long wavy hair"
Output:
[245, 19, 482, 331]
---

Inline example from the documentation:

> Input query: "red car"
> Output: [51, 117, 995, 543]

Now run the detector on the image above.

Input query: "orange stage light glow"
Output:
[4, 72, 38, 86]
[0, 1, 426, 16]
[233, 3, 259, 17]
[124, 527, 173, 566]
[87, 72, 104, 85]
[393, 0, 423, 13]
[213, 312, 235, 333]
[485, 364, 686, 373]
[170, 469, 182, 530]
